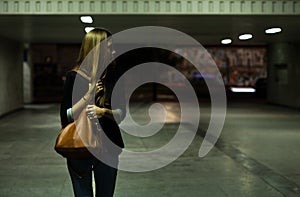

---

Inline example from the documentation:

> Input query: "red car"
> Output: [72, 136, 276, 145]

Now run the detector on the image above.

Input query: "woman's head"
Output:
[75, 28, 112, 71]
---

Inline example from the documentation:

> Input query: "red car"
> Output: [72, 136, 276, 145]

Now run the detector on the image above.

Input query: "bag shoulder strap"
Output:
[76, 69, 91, 81]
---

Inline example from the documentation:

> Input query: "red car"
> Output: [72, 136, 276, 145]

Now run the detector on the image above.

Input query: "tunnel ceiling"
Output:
[0, 15, 299, 45]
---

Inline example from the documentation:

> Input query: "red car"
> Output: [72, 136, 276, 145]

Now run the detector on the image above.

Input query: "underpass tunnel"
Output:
[0, 1, 300, 196]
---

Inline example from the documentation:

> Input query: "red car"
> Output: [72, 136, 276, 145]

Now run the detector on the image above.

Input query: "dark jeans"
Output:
[67, 156, 118, 197]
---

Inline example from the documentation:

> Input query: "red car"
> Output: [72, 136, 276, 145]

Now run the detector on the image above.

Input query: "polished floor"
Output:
[0, 99, 299, 197]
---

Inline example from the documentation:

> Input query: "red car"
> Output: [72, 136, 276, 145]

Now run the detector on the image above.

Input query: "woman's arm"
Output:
[71, 83, 94, 120]
[60, 71, 76, 127]
[60, 71, 96, 126]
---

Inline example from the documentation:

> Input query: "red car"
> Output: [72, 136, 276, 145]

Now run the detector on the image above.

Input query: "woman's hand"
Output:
[86, 105, 106, 119]
[86, 105, 123, 123]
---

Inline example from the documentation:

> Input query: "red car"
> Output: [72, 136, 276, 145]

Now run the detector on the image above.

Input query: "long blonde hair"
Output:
[73, 28, 111, 73]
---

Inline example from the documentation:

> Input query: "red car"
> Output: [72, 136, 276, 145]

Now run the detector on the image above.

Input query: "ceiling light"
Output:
[85, 27, 95, 33]
[80, 16, 93, 24]
[239, 33, 253, 40]
[265, 27, 282, 34]
[230, 87, 256, 93]
[221, 38, 232, 44]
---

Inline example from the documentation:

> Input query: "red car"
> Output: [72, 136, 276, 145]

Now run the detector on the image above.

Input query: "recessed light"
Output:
[85, 27, 95, 33]
[221, 38, 232, 44]
[239, 33, 253, 40]
[230, 87, 256, 93]
[80, 16, 93, 24]
[265, 27, 282, 34]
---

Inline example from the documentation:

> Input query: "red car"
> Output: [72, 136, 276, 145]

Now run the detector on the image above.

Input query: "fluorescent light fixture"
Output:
[85, 27, 95, 33]
[239, 33, 253, 40]
[221, 38, 232, 44]
[80, 16, 93, 24]
[230, 87, 256, 93]
[265, 27, 282, 34]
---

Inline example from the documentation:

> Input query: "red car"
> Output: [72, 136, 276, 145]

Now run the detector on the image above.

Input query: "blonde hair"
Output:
[73, 28, 111, 72]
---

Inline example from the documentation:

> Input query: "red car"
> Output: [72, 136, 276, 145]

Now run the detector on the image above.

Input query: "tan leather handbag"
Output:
[54, 107, 102, 158]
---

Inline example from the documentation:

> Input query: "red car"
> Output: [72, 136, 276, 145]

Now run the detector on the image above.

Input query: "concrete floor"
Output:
[0, 99, 299, 197]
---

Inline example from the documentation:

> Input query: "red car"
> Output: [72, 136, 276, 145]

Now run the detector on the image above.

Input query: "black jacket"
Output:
[59, 66, 125, 148]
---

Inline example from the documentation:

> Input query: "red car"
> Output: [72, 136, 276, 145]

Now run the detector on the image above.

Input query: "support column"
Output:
[267, 42, 300, 108]
[23, 43, 33, 104]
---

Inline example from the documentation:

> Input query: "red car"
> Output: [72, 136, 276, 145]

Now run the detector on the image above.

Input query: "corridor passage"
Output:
[0, 100, 299, 197]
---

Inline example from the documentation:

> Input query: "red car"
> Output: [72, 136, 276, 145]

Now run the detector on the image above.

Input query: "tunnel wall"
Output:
[0, 37, 23, 116]
[267, 42, 300, 108]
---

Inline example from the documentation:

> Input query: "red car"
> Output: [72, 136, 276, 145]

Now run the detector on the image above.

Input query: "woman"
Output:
[60, 28, 125, 197]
